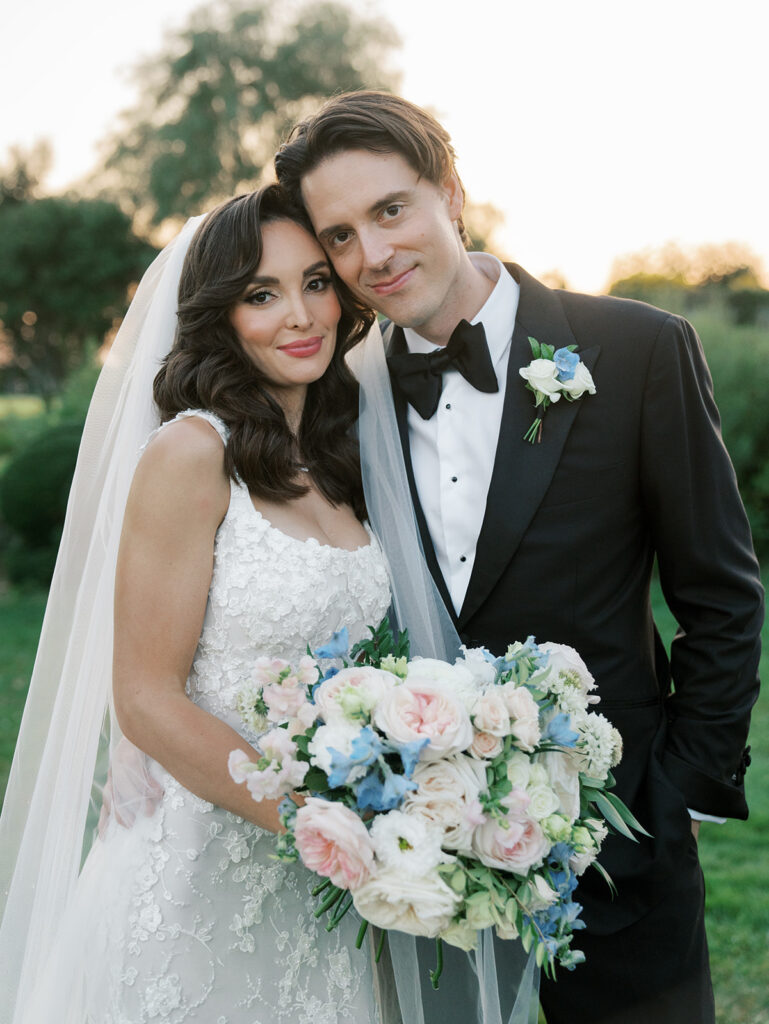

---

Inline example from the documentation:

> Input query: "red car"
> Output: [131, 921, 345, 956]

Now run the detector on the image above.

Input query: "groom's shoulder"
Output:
[508, 262, 684, 348]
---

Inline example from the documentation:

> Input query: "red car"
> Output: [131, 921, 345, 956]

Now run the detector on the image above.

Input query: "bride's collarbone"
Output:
[249, 488, 367, 551]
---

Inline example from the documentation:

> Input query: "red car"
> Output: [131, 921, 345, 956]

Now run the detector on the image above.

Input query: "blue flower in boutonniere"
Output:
[519, 337, 596, 443]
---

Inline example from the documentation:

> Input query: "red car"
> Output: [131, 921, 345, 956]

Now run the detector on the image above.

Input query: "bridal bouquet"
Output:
[229, 620, 647, 980]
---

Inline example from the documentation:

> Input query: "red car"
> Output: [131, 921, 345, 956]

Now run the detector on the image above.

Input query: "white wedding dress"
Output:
[25, 410, 391, 1024]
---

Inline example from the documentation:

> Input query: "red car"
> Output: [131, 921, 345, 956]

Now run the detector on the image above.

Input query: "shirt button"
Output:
[460, 556, 467, 563]
[451, 476, 458, 483]
[445, 403, 452, 410]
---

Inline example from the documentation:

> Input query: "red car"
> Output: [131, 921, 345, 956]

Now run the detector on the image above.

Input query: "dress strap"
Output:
[142, 408, 229, 451]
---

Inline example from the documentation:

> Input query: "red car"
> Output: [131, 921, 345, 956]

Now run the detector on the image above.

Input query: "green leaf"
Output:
[592, 792, 636, 840]
[303, 767, 331, 793]
[604, 791, 653, 838]
[591, 859, 618, 897]
[528, 337, 541, 358]
[541, 343, 555, 360]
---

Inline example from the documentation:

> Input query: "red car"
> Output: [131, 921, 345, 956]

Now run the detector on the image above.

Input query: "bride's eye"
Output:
[244, 289, 274, 306]
[306, 275, 331, 293]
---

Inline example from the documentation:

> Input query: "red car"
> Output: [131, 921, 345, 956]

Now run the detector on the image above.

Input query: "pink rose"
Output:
[294, 797, 375, 890]
[469, 730, 504, 760]
[374, 680, 473, 760]
[472, 812, 549, 874]
[314, 666, 395, 722]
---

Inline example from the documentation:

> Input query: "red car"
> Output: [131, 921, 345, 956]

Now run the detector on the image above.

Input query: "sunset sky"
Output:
[3, 0, 767, 293]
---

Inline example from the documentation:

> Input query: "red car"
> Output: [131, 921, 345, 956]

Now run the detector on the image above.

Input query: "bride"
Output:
[0, 185, 391, 1022]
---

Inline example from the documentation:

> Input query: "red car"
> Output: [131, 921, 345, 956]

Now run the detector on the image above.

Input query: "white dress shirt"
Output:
[403, 252, 519, 615]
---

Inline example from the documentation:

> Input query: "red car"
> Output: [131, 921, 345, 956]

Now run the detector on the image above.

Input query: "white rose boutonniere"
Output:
[519, 337, 596, 442]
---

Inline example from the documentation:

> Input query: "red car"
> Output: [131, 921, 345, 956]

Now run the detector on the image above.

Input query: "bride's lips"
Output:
[370, 267, 415, 297]
[278, 337, 324, 358]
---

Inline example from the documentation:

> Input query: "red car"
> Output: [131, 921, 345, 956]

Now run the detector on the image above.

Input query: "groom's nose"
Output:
[358, 226, 394, 273]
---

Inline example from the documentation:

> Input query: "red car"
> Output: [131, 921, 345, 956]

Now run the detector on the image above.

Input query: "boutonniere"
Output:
[519, 337, 596, 443]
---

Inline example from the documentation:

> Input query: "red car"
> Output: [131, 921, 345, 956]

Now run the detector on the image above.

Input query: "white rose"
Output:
[506, 750, 532, 789]
[540, 750, 581, 820]
[472, 691, 510, 737]
[526, 783, 561, 821]
[559, 361, 596, 399]
[538, 643, 596, 704]
[456, 647, 499, 687]
[352, 870, 460, 938]
[499, 684, 541, 752]
[404, 753, 487, 854]
[519, 358, 563, 398]
[405, 658, 479, 710]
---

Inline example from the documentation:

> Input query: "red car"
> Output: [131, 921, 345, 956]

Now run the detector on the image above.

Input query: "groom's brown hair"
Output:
[275, 90, 468, 244]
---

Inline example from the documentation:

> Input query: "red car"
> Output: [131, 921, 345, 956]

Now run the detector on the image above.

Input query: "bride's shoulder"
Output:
[133, 411, 229, 512]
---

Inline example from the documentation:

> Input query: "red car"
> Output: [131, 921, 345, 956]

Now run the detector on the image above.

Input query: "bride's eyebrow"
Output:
[248, 261, 330, 286]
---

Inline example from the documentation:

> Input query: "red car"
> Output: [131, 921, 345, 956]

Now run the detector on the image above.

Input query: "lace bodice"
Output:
[30, 410, 391, 1024]
[183, 411, 390, 734]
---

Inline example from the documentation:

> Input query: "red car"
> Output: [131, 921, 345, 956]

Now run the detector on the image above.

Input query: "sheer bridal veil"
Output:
[355, 323, 540, 1024]
[0, 216, 205, 1023]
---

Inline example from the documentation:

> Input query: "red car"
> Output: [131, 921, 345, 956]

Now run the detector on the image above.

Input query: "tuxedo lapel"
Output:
[458, 266, 601, 628]
[386, 324, 457, 622]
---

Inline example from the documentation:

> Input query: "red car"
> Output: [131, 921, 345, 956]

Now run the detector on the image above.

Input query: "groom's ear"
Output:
[442, 171, 465, 223]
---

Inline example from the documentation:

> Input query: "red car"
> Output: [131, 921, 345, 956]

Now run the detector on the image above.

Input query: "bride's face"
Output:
[229, 219, 341, 399]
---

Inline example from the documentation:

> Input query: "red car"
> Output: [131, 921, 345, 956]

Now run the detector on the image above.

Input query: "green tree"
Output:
[608, 242, 769, 324]
[96, 0, 401, 226]
[0, 197, 154, 404]
[464, 199, 507, 255]
[0, 141, 51, 209]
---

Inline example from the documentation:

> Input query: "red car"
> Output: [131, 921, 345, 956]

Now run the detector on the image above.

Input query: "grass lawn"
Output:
[0, 581, 766, 1023]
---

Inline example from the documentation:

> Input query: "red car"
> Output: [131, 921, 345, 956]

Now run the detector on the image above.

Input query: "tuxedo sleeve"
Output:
[640, 313, 763, 819]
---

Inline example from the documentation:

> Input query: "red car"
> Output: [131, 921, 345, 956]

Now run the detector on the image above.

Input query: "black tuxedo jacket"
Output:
[387, 263, 763, 934]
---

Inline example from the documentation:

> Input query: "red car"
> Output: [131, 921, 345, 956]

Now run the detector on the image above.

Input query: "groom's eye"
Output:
[330, 230, 351, 248]
[382, 204, 403, 220]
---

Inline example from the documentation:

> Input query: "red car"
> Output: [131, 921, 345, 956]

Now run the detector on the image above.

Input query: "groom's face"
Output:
[300, 149, 466, 335]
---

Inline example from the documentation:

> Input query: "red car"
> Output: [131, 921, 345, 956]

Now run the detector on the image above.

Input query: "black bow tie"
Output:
[387, 320, 499, 419]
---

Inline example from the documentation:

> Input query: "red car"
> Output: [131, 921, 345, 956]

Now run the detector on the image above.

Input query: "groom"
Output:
[275, 92, 763, 1023]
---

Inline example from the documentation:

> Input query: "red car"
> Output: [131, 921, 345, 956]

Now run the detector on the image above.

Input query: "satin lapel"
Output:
[458, 266, 601, 628]
[386, 324, 457, 623]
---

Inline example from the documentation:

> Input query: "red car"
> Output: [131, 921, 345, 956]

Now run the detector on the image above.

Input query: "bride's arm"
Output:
[113, 417, 285, 834]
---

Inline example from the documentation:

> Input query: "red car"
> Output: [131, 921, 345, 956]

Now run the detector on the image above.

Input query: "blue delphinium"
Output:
[541, 712, 579, 747]
[313, 627, 350, 660]
[554, 347, 579, 381]
[355, 763, 417, 812]
[326, 726, 382, 787]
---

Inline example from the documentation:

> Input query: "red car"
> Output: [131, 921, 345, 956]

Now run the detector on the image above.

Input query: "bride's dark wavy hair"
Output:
[153, 186, 374, 518]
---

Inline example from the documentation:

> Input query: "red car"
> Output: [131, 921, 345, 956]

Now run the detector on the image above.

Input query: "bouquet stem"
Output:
[355, 919, 369, 949]
[430, 938, 444, 989]
[314, 885, 343, 918]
